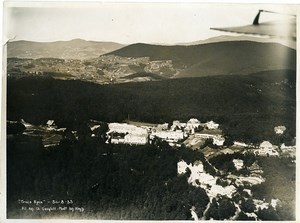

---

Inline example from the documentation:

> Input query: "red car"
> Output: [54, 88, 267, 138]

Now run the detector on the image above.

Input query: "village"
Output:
[7, 55, 180, 84]
[106, 119, 223, 147]
[12, 117, 296, 160]
[104, 118, 295, 159]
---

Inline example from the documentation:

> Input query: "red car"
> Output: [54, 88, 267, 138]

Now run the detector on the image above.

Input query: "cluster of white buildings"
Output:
[20, 118, 297, 159]
[144, 60, 175, 75]
[235, 140, 295, 158]
[171, 119, 219, 134]
[93, 119, 296, 160]
[90, 55, 179, 83]
[230, 161, 265, 186]
[177, 157, 272, 220]
[106, 118, 222, 146]
[105, 120, 297, 158]
[177, 160, 237, 199]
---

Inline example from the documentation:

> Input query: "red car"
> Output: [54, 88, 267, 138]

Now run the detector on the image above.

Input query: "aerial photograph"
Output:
[4, 2, 297, 221]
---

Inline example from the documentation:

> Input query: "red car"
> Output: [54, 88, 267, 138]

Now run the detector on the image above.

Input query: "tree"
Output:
[237, 211, 256, 220]
[256, 206, 279, 220]
[223, 135, 234, 147]
[217, 197, 236, 220]
[7, 122, 25, 134]
[205, 197, 236, 220]
[62, 128, 77, 143]
[194, 126, 204, 133]
[93, 122, 109, 142]
[241, 198, 255, 213]
[77, 122, 92, 142]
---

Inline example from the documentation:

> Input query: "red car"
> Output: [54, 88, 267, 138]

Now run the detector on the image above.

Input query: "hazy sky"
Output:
[4, 2, 297, 44]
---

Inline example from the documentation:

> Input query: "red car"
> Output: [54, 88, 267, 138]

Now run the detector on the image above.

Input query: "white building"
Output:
[46, 120, 55, 126]
[195, 133, 225, 146]
[206, 121, 219, 130]
[233, 159, 244, 170]
[151, 130, 184, 142]
[274, 125, 286, 135]
[261, 140, 274, 150]
[253, 141, 279, 156]
[155, 123, 169, 131]
[108, 123, 147, 135]
[213, 135, 225, 146]
[111, 137, 125, 144]
[124, 133, 148, 145]
[186, 118, 201, 133]
[233, 141, 249, 148]
[107, 123, 149, 145]
[177, 160, 188, 175]
[271, 199, 279, 210]
[171, 120, 186, 131]
[195, 133, 212, 140]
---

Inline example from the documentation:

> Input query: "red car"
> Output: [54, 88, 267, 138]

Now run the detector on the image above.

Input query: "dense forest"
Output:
[7, 69, 296, 144]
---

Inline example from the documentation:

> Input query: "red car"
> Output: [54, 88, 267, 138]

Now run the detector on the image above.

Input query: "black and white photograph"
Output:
[3, 1, 298, 221]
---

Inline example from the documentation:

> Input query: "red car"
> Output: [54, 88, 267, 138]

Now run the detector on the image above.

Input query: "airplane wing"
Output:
[211, 10, 296, 40]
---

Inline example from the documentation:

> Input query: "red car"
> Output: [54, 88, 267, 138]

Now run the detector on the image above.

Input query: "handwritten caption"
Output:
[17, 199, 84, 213]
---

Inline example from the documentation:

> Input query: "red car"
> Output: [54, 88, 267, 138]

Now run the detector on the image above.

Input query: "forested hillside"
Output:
[7, 69, 296, 144]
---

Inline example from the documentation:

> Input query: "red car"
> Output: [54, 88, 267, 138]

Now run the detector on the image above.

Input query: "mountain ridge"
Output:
[7, 39, 125, 60]
[108, 41, 296, 78]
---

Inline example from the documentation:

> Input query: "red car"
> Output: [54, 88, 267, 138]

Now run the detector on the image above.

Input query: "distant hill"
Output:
[177, 35, 296, 49]
[7, 39, 125, 60]
[108, 41, 296, 78]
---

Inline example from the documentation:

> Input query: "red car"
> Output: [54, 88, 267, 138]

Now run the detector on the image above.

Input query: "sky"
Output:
[3, 2, 298, 44]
